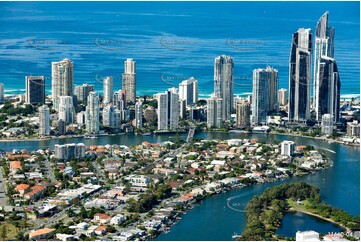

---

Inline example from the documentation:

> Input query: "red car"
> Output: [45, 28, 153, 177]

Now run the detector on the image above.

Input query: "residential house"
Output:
[29, 228, 56, 240]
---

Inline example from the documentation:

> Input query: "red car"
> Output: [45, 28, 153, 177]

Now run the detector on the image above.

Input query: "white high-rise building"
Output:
[278, 88, 288, 106]
[135, 100, 143, 129]
[281, 140, 295, 157]
[0, 83, 4, 103]
[85, 92, 100, 134]
[39, 105, 50, 136]
[75, 84, 94, 103]
[76, 111, 86, 125]
[103, 76, 113, 104]
[122, 58, 136, 104]
[321, 113, 333, 135]
[214, 55, 234, 120]
[52, 59, 74, 110]
[252, 68, 270, 125]
[113, 89, 126, 111]
[296, 231, 320, 242]
[58, 96, 75, 123]
[207, 94, 223, 128]
[156, 89, 179, 131]
[102, 105, 120, 128]
[179, 77, 198, 106]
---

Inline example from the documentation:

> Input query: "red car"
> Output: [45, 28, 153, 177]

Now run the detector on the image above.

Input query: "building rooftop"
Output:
[29, 228, 55, 238]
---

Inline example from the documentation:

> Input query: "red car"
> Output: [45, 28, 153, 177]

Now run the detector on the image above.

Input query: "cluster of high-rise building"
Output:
[206, 12, 341, 129]
[16, 12, 342, 136]
[289, 11, 340, 124]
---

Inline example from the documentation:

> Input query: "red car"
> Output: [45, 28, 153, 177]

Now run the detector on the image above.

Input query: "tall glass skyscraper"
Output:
[252, 68, 271, 125]
[214, 55, 234, 121]
[156, 88, 179, 131]
[288, 28, 312, 122]
[314, 12, 340, 122]
[25, 76, 45, 105]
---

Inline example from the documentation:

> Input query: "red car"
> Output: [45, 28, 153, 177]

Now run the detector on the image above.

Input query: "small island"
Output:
[240, 182, 360, 241]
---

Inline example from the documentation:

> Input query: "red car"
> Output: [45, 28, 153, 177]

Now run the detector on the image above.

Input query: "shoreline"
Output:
[288, 208, 351, 233]
[155, 171, 326, 240]
[0, 131, 359, 149]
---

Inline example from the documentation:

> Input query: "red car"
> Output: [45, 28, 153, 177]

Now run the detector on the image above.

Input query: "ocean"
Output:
[0, 1, 359, 99]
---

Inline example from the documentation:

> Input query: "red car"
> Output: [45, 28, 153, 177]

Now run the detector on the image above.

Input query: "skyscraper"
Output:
[252, 68, 270, 125]
[214, 55, 234, 120]
[207, 94, 223, 128]
[144, 106, 156, 123]
[179, 77, 198, 106]
[156, 89, 179, 131]
[288, 28, 312, 122]
[113, 89, 127, 111]
[0, 83, 3, 103]
[102, 105, 120, 128]
[86, 92, 100, 134]
[103, 76, 113, 104]
[39, 105, 50, 136]
[278, 88, 288, 106]
[236, 100, 251, 128]
[267, 66, 279, 112]
[25, 76, 45, 105]
[58, 96, 75, 124]
[314, 12, 340, 122]
[75, 84, 94, 103]
[281, 140, 295, 157]
[321, 113, 333, 135]
[135, 100, 143, 129]
[122, 58, 136, 104]
[52, 59, 74, 110]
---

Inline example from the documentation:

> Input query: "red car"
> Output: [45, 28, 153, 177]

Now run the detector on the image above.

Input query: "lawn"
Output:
[0, 222, 19, 240]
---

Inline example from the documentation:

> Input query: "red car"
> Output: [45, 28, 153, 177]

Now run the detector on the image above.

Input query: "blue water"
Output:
[276, 212, 344, 238]
[0, 2, 359, 98]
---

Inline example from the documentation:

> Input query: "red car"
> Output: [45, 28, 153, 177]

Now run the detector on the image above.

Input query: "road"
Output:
[0, 167, 7, 206]
[43, 158, 56, 183]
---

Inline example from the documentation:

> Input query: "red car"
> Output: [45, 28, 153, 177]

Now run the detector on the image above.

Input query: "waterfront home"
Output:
[204, 182, 222, 193]
[190, 187, 206, 196]
[29, 228, 56, 240]
[143, 220, 161, 230]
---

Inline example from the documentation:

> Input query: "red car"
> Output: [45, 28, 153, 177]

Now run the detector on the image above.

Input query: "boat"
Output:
[84, 135, 97, 139]
[143, 132, 151, 136]
[232, 233, 242, 239]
